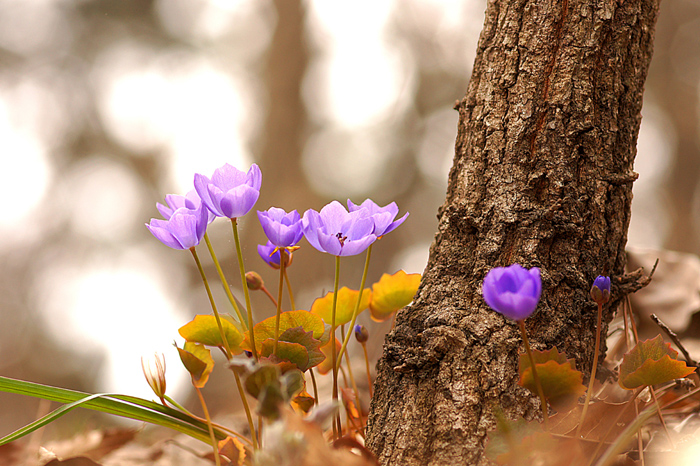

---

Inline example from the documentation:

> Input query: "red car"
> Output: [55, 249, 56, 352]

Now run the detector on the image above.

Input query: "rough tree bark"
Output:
[366, 1, 660, 465]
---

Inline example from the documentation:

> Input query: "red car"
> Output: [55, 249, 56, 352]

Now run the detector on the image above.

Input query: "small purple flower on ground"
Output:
[482, 264, 542, 321]
[157, 189, 215, 225]
[590, 275, 611, 305]
[146, 206, 209, 250]
[347, 199, 408, 238]
[257, 207, 304, 248]
[302, 201, 377, 256]
[257, 240, 291, 269]
[194, 163, 262, 219]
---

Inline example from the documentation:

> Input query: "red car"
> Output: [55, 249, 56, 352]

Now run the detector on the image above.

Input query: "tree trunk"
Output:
[365, 1, 661, 465]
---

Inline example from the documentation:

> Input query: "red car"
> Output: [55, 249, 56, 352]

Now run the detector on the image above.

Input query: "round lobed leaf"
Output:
[369, 271, 421, 322]
[311, 287, 371, 326]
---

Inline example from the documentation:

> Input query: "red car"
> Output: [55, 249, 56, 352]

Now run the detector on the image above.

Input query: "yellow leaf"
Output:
[310, 287, 371, 326]
[369, 270, 421, 321]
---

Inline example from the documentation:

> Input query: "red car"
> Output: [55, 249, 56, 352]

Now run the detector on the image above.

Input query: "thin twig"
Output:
[650, 314, 697, 368]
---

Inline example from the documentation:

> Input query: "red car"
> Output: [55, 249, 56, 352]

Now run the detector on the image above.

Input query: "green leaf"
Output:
[178, 315, 244, 353]
[176, 342, 214, 388]
[259, 339, 310, 372]
[369, 271, 420, 322]
[0, 376, 225, 446]
[619, 335, 696, 390]
[278, 327, 325, 370]
[310, 287, 371, 326]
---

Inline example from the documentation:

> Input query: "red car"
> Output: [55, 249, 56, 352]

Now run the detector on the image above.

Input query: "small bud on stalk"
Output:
[590, 275, 611, 305]
[354, 324, 369, 344]
[141, 352, 167, 404]
[246, 271, 264, 291]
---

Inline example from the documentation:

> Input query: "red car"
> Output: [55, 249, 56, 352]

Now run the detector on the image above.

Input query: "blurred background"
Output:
[0, 0, 698, 439]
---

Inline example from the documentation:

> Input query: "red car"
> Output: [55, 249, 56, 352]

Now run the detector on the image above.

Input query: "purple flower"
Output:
[483, 264, 542, 321]
[257, 240, 291, 269]
[157, 190, 215, 225]
[590, 275, 611, 305]
[146, 206, 209, 250]
[194, 163, 262, 219]
[257, 207, 304, 248]
[302, 201, 377, 256]
[347, 199, 408, 237]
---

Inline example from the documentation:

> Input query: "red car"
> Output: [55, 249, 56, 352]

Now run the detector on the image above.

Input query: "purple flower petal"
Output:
[258, 241, 282, 268]
[194, 163, 262, 219]
[302, 201, 377, 256]
[347, 198, 408, 237]
[482, 264, 542, 320]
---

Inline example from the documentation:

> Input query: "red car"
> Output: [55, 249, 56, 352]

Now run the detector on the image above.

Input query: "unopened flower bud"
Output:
[141, 352, 167, 403]
[246, 271, 264, 290]
[354, 324, 369, 344]
[590, 275, 611, 305]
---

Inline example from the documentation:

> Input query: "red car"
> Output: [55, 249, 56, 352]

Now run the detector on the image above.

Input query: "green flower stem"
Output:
[164, 395, 251, 446]
[517, 319, 549, 431]
[331, 255, 341, 440]
[232, 369, 258, 450]
[193, 385, 220, 466]
[190, 248, 233, 359]
[309, 369, 319, 406]
[283, 267, 296, 311]
[164, 395, 192, 415]
[337, 244, 372, 366]
[204, 232, 247, 329]
[192, 247, 257, 448]
[273, 250, 287, 356]
[344, 347, 361, 407]
[576, 301, 603, 437]
[231, 219, 257, 361]
[361, 343, 373, 398]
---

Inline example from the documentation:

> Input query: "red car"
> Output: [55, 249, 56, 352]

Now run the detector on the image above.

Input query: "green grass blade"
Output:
[0, 376, 226, 445]
[0, 393, 108, 445]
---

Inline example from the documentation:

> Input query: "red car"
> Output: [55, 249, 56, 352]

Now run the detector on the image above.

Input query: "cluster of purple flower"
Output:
[146, 162, 408, 261]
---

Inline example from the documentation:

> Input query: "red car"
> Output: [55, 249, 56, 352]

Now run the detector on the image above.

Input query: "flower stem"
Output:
[309, 368, 319, 405]
[231, 369, 258, 450]
[518, 319, 549, 430]
[344, 346, 361, 410]
[231, 219, 257, 361]
[204, 232, 247, 329]
[331, 255, 341, 440]
[164, 395, 192, 415]
[190, 248, 232, 359]
[273, 250, 286, 356]
[194, 385, 220, 466]
[337, 244, 372, 366]
[283, 267, 296, 311]
[576, 302, 603, 437]
[259, 284, 278, 307]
